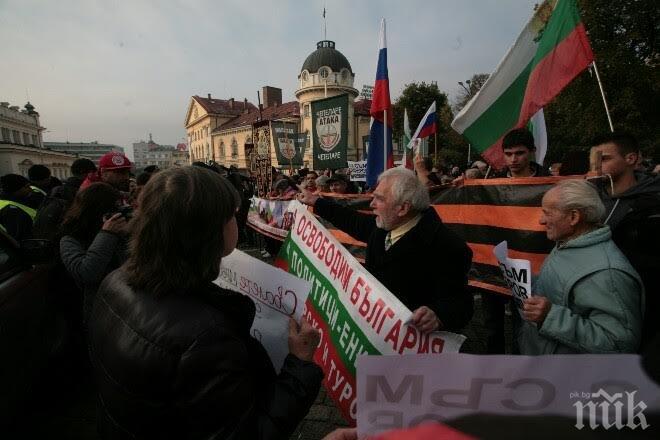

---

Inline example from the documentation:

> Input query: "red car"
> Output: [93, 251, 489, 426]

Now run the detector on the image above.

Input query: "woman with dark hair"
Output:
[60, 182, 129, 325]
[88, 166, 323, 439]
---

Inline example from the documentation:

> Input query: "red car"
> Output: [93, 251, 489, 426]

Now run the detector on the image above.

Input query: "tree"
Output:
[453, 73, 490, 113]
[392, 82, 468, 167]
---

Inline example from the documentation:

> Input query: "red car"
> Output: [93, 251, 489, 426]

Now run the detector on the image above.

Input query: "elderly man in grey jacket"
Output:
[519, 179, 644, 354]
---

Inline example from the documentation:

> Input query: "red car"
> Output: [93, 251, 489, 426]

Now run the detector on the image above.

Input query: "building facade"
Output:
[0, 101, 78, 178]
[184, 94, 257, 164]
[184, 40, 372, 170]
[133, 134, 189, 171]
[43, 141, 125, 165]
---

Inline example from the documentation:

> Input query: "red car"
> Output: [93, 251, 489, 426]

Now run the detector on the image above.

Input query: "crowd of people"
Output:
[0, 127, 658, 438]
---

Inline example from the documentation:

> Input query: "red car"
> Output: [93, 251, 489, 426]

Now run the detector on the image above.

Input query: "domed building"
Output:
[185, 40, 372, 169]
[296, 40, 371, 167]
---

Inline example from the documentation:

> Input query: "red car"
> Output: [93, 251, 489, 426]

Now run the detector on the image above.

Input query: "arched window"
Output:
[231, 138, 238, 158]
[219, 141, 225, 157]
[319, 67, 329, 79]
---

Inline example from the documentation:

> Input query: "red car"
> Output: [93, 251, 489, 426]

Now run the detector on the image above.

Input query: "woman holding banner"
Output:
[88, 166, 323, 439]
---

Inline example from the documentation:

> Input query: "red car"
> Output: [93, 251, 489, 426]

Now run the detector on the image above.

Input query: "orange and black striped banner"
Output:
[247, 177, 576, 295]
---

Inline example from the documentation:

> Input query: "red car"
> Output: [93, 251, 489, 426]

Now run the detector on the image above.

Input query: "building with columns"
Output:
[0, 100, 79, 179]
[184, 40, 372, 170]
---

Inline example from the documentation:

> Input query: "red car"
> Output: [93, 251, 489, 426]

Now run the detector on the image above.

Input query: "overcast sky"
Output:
[1, 0, 537, 159]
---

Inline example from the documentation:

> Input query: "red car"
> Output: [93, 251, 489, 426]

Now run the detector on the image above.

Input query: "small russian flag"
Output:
[366, 18, 393, 188]
[407, 101, 437, 149]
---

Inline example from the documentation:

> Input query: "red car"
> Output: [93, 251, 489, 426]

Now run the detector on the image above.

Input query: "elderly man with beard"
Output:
[297, 167, 473, 333]
[519, 179, 644, 354]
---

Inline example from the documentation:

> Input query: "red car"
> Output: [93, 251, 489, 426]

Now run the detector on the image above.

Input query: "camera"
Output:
[104, 205, 133, 221]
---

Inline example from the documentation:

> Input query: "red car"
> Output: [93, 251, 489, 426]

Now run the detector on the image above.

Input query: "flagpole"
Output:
[592, 61, 614, 133]
[434, 131, 438, 164]
[383, 109, 388, 172]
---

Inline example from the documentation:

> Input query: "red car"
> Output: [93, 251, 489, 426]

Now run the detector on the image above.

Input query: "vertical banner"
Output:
[312, 94, 349, 170]
[252, 121, 272, 197]
[275, 202, 465, 424]
[271, 121, 304, 166]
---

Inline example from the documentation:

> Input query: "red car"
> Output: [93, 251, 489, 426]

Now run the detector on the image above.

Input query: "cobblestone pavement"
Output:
[12, 241, 512, 440]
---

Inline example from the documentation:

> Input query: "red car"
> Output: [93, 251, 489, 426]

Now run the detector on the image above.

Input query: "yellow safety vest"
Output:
[0, 200, 37, 222]
[30, 185, 47, 196]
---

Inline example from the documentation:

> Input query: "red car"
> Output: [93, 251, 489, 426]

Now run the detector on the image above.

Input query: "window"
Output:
[1, 127, 10, 142]
[23, 133, 30, 145]
[341, 69, 349, 82]
[31, 135, 38, 146]
[12, 130, 21, 144]
[303, 104, 310, 118]
[319, 67, 329, 79]
[219, 141, 225, 157]
[301, 71, 309, 82]
[231, 138, 238, 158]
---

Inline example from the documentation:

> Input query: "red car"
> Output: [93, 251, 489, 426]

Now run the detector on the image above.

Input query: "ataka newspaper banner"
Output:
[312, 94, 349, 170]
[274, 201, 465, 423]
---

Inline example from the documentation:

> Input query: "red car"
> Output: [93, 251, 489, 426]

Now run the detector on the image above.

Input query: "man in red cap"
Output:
[80, 152, 132, 193]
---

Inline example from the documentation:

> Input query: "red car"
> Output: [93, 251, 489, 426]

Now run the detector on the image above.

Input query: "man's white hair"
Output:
[550, 179, 605, 224]
[377, 168, 430, 212]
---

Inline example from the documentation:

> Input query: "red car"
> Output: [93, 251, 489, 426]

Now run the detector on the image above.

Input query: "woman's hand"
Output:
[288, 318, 320, 362]
[102, 213, 129, 235]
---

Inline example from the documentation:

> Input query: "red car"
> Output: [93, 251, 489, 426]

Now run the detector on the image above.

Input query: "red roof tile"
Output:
[193, 95, 258, 116]
[215, 101, 300, 132]
[354, 98, 372, 116]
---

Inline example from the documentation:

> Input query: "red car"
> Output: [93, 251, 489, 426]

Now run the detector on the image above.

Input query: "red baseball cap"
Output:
[99, 152, 132, 170]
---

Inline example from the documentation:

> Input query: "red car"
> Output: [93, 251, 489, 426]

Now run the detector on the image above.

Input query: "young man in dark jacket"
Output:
[492, 127, 549, 178]
[593, 132, 660, 350]
[298, 167, 473, 333]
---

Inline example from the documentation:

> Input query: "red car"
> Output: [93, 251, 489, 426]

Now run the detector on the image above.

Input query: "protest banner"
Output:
[215, 249, 311, 372]
[248, 177, 578, 296]
[271, 121, 304, 167]
[252, 121, 272, 197]
[357, 353, 660, 437]
[493, 240, 532, 317]
[347, 160, 366, 182]
[275, 201, 465, 423]
[312, 94, 349, 170]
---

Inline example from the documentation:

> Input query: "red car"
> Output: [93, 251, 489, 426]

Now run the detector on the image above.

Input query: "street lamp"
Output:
[458, 79, 472, 94]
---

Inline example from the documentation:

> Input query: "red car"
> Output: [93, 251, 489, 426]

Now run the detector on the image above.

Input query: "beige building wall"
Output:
[212, 127, 252, 169]
[0, 145, 77, 179]
[184, 99, 233, 164]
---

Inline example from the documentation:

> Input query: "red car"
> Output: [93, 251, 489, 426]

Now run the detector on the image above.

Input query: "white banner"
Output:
[215, 249, 311, 372]
[347, 160, 367, 182]
[493, 240, 532, 317]
[357, 354, 660, 437]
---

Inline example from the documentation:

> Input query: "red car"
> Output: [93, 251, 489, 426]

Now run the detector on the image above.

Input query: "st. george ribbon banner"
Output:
[247, 176, 576, 296]
[274, 201, 465, 424]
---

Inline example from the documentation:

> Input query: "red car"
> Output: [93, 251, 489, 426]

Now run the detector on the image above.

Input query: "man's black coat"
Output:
[315, 198, 474, 331]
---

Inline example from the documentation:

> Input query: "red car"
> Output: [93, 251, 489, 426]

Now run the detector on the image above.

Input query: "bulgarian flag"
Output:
[451, 0, 593, 168]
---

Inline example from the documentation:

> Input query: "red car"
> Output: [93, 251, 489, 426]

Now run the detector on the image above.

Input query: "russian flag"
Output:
[366, 18, 393, 188]
[407, 101, 437, 149]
